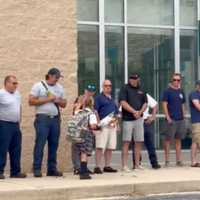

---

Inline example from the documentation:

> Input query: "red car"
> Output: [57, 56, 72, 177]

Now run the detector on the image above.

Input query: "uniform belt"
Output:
[36, 114, 58, 119]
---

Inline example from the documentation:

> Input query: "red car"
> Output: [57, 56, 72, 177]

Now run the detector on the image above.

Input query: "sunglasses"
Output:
[104, 84, 112, 87]
[173, 79, 181, 82]
[130, 77, 139, 80]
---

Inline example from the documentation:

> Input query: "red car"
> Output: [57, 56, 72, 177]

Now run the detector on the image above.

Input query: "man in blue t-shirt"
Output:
[189, 80, 200, 167]
[94, 80, 118, 174]
[162, 73, 186, 167]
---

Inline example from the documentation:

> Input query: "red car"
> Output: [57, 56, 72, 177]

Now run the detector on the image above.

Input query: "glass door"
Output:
[128, 28, 174, 148]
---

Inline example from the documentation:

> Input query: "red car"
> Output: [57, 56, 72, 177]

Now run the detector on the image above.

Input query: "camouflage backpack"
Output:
[66, 109, 93, 143]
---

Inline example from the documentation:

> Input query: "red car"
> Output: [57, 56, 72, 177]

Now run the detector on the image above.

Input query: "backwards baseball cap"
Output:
[129, 73, 140, 80]
[86, 84, 96, 92]
[47, 67, 63, 78]
[196, 80, 200, 85]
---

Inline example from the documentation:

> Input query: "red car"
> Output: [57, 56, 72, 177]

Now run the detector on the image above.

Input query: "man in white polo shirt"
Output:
[0, 75, 26, 179]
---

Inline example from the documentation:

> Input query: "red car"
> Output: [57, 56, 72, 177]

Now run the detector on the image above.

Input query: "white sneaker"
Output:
[121, 166, 132, 173]
[135, 165, 145, 170]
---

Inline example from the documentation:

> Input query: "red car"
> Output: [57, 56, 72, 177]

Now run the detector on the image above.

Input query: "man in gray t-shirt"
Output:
[0, 75, 26, 179]
[29, 68, 67, 177]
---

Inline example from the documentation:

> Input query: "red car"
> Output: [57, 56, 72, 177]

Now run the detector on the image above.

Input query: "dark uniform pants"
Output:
[33, 114, 60, 172]
[0, 120, 22, 175]
[132, 122, 158, 167]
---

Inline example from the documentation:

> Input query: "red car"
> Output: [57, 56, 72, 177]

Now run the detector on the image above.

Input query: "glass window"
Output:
[77, 25, 99, 94]
[105, 26, 124, 101]
[180, 29, 198, 111]
[180, 0, 197, 27]
[127, 0, 174, 25]
[105, 0, 124, 23]
[77, 0, 99, 21]
[128, 28, 174, 113]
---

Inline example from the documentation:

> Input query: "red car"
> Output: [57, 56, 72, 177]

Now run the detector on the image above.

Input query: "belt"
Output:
[36, 114, 58, 119]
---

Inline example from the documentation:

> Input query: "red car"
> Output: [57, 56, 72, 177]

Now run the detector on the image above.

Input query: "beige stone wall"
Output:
[0, 0, 78, 173]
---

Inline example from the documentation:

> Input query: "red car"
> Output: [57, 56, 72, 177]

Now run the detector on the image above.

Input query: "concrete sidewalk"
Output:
[1, 166, 200, 200]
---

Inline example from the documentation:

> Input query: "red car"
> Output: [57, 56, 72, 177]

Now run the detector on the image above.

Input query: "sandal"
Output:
[191, 163, 200, 167]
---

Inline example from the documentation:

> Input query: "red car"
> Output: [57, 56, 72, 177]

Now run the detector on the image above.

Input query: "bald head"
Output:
[4, 75, 18, 93]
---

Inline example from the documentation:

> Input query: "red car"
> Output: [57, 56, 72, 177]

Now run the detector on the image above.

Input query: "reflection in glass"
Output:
[77, 25, 99, 94]
[77, 0, 99, 21]
[127, 0, 174, 25]
[128, 28, 174, 113]
[105, 26, 124, 101]
[105, 0, 124, 23]
[180, 30, 197, 111]
[180, 0, 197, 27]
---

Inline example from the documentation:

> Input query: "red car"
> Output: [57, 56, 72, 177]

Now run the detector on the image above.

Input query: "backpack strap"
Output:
[40, 81, 61, 120]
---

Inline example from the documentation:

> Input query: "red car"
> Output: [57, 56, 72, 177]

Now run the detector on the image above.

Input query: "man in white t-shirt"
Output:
[0, 75, 26, 179]
[132, 94, 161, 169]
[29, 68, 67, 177]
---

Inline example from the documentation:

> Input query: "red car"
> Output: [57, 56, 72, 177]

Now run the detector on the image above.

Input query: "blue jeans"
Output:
[0, 120, 22, 175]
[33, 115, 60, 172]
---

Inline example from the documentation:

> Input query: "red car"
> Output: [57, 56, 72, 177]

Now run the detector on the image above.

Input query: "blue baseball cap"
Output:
[86, 84, 96, 92]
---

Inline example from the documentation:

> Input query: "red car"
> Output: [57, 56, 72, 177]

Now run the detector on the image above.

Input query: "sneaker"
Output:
[135, 165, 144, 170]
[47, 170, 63, 177]
[0, 174, 5, 179]
[73, 169, 80, 175]
[79, 173, 92, 180]
[121, 166, 132, 173]
[176, 161, 184, 167]
[33, 170, 42, 178]
[165, 161, 170, 167]
[103, 166, 118, 173]
[94, 167, 103, 174]
[152, 163, 161, 169]
[10, 172, 27, 178]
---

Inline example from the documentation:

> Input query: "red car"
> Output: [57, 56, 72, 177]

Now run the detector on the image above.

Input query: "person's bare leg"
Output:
[191, 142, 197, 165]
[164, 139, 171, 163]
[122, 142, 130, 168]
[175, 139, 182, 162]
[95, 148, 103, 168]
[104, 149, 112, 167]
[134, 142, 142, 168]
[80, 152, 87, 162]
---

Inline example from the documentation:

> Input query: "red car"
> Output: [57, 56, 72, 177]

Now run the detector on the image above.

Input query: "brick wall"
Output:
[0, 0, 78, 173]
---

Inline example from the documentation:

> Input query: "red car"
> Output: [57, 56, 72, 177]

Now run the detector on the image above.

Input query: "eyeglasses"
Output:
[173, 79, 181, 82]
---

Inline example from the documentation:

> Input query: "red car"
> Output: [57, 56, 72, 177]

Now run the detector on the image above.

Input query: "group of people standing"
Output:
[1, 68, 200, 181]
[71, 72, 200, 180]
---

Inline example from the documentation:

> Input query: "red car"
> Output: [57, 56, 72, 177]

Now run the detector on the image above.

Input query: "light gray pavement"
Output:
[1, 150, 200, 200]
[88, 149, 192, 169]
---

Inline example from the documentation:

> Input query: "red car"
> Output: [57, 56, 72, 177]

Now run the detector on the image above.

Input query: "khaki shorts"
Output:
[192, 123, 200, 145]
[95, 127, 117, 150]
[122, 118, 144, 142]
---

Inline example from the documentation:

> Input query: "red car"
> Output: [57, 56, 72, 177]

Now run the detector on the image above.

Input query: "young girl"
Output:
[73, 97, 98, 179]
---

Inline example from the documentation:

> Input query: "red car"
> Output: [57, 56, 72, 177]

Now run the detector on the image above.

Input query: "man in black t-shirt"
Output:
[119, 73, 147, 172]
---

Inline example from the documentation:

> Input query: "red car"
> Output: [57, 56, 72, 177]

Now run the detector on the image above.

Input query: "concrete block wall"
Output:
[0, 0, 78, 173]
